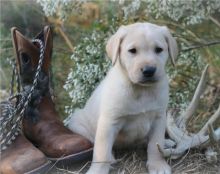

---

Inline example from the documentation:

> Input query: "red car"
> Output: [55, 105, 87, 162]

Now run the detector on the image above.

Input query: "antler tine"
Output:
[157, 143, 186, 159]
[208, 124, 220, 142]
[166, 111, 189, 143]
[164, 139, 176, 148]
[199, 104, 220, 135]
[177, 65, 209, 129]
[157, 143, 171, 157]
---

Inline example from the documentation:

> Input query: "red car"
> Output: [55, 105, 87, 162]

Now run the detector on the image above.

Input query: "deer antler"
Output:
[158, 65, 220, 159]
[176, 65, 209, 130]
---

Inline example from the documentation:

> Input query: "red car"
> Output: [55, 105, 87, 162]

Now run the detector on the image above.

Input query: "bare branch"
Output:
[182, 41, 220, 52]
[209, 16, 220, 28]
[57, 26, 75, 52]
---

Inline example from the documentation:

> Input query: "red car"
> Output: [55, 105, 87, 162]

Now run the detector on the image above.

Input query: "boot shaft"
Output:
[11, 26, 53, 123]
[11, 26, 53, 83]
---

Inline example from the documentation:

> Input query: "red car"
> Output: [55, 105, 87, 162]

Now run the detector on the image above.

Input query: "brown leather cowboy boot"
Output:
[0, 29, 51, 174]
[0, 135, 50, 174]
[11, 26, 93, 165]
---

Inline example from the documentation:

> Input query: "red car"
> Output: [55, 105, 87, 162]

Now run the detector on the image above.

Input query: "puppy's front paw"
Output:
[147, 159, 171, 174]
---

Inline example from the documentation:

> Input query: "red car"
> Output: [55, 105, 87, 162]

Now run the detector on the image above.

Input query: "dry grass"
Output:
[46, 148, 220, 174]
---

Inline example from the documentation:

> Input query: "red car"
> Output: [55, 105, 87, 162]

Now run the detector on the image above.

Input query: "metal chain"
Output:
[0, 39, 45, 151]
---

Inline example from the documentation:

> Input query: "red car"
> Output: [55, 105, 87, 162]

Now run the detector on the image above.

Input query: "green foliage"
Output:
[167, 47, 205, 109]
[0, 1, 45, 89]
[0, 1, 44, 36]
[63, 26, 205, 114]
[119, 0, 220, 25]
[37, 0, 87, 21]
[0, 24, 13, 89]
[64, 29, 111, 113]
[61, 0, 215, 114]
[22, 0, 220, 116]
[0, 0, 219, 123]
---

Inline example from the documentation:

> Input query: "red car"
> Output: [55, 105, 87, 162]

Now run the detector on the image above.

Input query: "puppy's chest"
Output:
[124, 91, 164, 116]
[116, 112, 155, 145]
[115, 91, 165, 145]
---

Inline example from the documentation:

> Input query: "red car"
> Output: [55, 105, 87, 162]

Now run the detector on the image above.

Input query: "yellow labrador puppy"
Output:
[68, 22, 178, 174]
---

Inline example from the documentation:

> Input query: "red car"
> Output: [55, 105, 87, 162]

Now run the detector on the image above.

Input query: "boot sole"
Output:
[25, 161, 52, 174]
[48, 148, 93, 167]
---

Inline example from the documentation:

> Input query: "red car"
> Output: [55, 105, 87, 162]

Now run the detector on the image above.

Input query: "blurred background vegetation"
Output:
[0, 0, 220, 131]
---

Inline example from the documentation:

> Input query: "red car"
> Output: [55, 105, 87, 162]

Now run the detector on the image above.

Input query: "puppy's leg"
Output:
[68, 110, 94, 142]
[147, 113, 171, 174]
[86, 116, 121, 174]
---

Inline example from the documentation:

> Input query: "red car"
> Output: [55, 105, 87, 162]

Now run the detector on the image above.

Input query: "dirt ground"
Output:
[46, 148, 220, 174]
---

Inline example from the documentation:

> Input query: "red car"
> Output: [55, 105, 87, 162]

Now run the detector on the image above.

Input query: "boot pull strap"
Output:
[0, 39, 45, 151]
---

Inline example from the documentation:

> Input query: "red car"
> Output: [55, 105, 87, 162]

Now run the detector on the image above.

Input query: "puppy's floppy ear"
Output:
[106, 26, 126, 65]
[161, 26, 178, 66]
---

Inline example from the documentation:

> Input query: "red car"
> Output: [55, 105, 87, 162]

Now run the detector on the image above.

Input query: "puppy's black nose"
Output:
[142, 66, 156, 77]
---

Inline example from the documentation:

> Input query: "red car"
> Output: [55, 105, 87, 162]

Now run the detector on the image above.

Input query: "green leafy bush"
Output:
[63, 30, 111, 113]
[36, 0, 219, 116]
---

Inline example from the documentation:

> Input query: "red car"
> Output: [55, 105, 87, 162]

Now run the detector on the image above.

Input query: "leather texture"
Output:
[0, 135, 47, 174]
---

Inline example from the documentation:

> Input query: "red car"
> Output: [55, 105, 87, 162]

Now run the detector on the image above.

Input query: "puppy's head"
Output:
[106, 23, 178, 86]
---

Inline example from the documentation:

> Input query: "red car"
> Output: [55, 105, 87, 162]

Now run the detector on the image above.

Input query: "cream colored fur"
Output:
[68, 22, 178, 174]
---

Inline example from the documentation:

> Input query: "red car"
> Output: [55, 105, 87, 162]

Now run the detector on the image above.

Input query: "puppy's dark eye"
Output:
[155, 47, 163, 54]
[128, 48, 137, 54]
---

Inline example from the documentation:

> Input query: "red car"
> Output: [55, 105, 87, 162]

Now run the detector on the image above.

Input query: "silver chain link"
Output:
[0, 39, 45, 151]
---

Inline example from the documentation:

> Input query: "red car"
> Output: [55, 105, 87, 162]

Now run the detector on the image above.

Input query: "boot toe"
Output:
[44, 133, 93, 158]
[0, 135, 49, 174]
